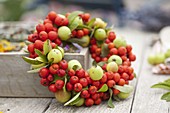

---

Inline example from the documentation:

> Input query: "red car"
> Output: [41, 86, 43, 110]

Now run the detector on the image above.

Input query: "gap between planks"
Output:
[129, 38, 148, 113]
[42, 99, 53, 113]
[131, 45, 170, 113]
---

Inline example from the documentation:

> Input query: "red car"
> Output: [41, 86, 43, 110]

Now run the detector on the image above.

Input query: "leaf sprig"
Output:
[151, 78, 170, 102]
[22, 39, 53, 73]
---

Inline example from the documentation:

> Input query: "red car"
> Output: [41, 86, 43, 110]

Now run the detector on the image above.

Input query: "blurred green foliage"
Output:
[0, 0, 25, 21]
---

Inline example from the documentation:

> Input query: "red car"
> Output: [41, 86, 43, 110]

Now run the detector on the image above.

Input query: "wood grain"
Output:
[45, 28, 148, 113]
[0, 48, 89, 97]
[1, 28, 166, 113]
[45, 96, 136, 113]
[0, 54, 54, 97]
[131, 46, 170, 113]
[0, 98, 52, 113]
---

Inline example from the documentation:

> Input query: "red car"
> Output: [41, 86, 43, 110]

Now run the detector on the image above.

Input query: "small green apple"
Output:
[73, 16, 83, 25]
[89, 65, 103, 80]
[117, 92, 130, 99]
[68, 60, 82, 70]
[58, 26, 71, 41]
[147, 54, 156, 65]
[108, 55, 122, 65]
[165, 49, 170, 58]
[106, 62, 118, 72]
[55, 90, 71, 103]
[93, 18, 107, 28]
[113, 37, 127, 48]
[78, 35, 90, 47]
[57, 46, 64, 58]
[75, 98, 85, 107]
[47, 49, 62, 63]
[155, 53, 165, 64]
[94, 28, 106, 41]
[69, 35, 90, 47]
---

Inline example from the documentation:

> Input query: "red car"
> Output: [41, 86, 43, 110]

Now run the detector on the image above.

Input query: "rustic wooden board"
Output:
[0, 28, 163, 113]
[45, 95, 136, 113]
[0, 48, 89, 97]
[0, 22, 89, 97]
[44, 28, 149, 113]
[0, 98, 52, 113]
[131, 46, 170, 113]
[0, 54, 54, 97]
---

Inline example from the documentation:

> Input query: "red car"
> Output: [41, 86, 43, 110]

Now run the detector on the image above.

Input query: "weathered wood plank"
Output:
[0, 48, 89, 97]
[45, 96, 136, 113]
[0, 98, 52, 113]
[45, 28, 149, 113]
[131, 46, 170, 113]
[0, 29, 153, 113]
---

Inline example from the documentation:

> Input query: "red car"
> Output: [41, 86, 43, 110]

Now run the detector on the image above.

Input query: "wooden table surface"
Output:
[0, 28, 170, 113]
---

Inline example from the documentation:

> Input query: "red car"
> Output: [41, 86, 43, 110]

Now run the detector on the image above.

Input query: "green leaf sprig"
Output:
[64, 92, 81, 106]
[151, 79, 170, 102]
[22, 39, 54, 73]
[108, 88, 115, 108]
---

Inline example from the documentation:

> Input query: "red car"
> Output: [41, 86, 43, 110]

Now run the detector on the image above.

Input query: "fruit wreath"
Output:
[23, 11, 136, 108]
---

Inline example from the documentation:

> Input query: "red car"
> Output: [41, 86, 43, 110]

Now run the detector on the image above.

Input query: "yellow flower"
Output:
[0, 40, 16, 52]
[0, 44, 4, 52]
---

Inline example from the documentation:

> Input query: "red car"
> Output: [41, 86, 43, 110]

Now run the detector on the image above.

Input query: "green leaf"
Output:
[97, 84, 108, 92]
[113, 95, 121, 102]
[114, 85, 133, 93]
[97, 61, 107, 67]
[90, 26, 99, 37]
[63, 76, 67, 92]
[134, 73, 137, 78]
[151, 82, 170, 90]
[71, 90, 77, 96]
[68, 37, 86, 45]
[108, 88, 115, 108]
[87, 18, 96, 27]
[34, 49, 48, 62]
[165, 79, 170, 83]
[92, 61, 97, 65]
[22, 56, 43, 65]
[25, 40, 32, 45]
[51, 74, 64, 83]
[82, 87, 88, 90]
[69, 20, 79, 31]
[161, 92, 170, 102]
[68, 11, 83, 24]
[48, 58, 54, 65]
[43, 39, 52, 55]
[77, 24, 91, 30]
[105, 25, 114, 33]
[69, 97, 81, 106]
[54, 45, 58, 49]
[97, 40, 104, 47]
[101, 43, 109, 57]
[24, 50, 29, 53]
[92, 61, 97, 67]
[27, 65, 48, 73]
[64, 92, 81, 106]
